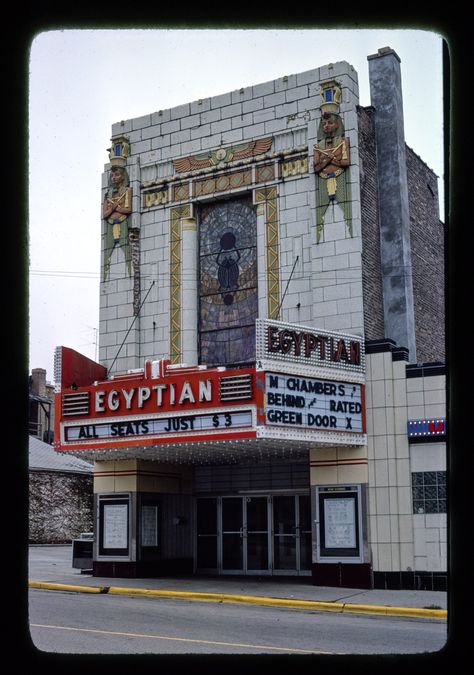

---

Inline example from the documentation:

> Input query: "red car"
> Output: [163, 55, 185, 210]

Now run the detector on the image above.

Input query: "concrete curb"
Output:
[28, 581, 447, 620]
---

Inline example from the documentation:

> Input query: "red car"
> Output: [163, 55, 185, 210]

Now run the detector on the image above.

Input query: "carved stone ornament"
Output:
[102, 165, 134, 282]
[307, 78, 352, 243]
[107, 135, 130, 167]
[173, 137, 273, 174]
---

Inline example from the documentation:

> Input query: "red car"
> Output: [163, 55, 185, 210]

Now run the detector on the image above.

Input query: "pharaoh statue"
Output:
[102, 136, 133, 281]
[313, 81, 352, 243]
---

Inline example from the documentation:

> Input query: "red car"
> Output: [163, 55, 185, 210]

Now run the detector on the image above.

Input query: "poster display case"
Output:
[315, 485, 368, 564]
[97, 493, 131, 558]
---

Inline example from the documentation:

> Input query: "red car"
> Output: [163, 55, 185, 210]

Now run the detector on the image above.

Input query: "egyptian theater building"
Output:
[54, 47, 446, 590]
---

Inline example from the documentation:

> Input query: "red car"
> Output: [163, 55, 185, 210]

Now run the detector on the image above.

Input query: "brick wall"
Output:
[406, 147, 445, 362]
[29, 471, 93, 543]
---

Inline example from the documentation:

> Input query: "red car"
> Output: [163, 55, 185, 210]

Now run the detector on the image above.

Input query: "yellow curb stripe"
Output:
[29, 581, 107, 594]
[342, 604, 447, 620]
[108, 586, 342, 612]
[29, 581, 447, 620]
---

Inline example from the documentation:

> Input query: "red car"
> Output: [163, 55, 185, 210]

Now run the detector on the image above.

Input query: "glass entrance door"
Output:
[221, 496, 271, 574]
[298, 495, 312, 572]
[221, 497, 244, 572]
[196, 498, 218, 571]
[196, 494, 311, 575]
[245, 497, 270, 574]
[273, 495, 312, 574]
[273, 495, 297, 571]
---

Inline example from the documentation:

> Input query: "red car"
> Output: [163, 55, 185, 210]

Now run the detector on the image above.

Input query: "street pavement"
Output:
[29, 584, 447, 655]
[28, 545, 447, 616]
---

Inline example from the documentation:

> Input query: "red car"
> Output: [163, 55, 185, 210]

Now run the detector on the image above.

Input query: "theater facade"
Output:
[54, 47, 446, 590]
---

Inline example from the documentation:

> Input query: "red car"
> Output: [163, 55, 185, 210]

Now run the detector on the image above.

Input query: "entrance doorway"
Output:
[196, 494, 311, 575]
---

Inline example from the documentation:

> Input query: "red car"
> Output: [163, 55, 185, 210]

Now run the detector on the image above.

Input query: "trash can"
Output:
[72, 532, 94, 571]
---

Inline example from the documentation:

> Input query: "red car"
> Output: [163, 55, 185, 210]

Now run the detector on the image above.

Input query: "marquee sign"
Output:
[55, 359, 258, 452]
[64, 410, 253, 444]
[264, 372, 365, 434]
[55, 329, 367, 456]
[255, 318, 365, 383]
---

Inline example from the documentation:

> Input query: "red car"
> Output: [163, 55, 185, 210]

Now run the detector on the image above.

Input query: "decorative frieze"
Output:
[194, 169, 252, 197]
[280, 156, 308, 178]
[255, 162, 275, 183]
[143, 189, 168, 209]
[173, 183, 190, 202]
[142, 152, 306, 211]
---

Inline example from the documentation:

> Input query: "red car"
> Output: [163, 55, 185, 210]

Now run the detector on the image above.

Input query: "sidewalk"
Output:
[28, 545, 447, 620]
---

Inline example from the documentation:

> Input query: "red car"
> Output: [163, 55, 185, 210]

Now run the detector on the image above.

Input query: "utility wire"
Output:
[29, 266, 426, 282]
[107, 281, 155, 375]
[276, 255, 299, 319]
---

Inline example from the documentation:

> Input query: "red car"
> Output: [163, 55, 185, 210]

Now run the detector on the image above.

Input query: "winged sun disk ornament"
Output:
[173, 137, 273, 174]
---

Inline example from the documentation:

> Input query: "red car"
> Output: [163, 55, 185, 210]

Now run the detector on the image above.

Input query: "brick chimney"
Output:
[31, 368, 47, 397]
[368, 47, 417, 362]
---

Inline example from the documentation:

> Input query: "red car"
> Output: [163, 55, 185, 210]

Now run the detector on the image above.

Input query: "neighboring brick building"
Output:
[29, 435, 93, 543]
[54, 47, 446, 589]
[406, 146, 445, 363]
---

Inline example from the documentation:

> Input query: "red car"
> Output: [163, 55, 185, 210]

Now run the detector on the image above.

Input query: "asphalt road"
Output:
[29, 587, 447, 655]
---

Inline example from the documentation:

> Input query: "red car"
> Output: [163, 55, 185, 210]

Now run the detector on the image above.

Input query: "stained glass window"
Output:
[199, 197, 258, 366]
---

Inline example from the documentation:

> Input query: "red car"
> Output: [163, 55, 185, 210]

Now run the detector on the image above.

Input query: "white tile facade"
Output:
[365, 351, 446, 573]
[99, 61, 363, 373]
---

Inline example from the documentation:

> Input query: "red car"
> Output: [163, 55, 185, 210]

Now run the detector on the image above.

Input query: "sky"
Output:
[28, 28, 445, 381]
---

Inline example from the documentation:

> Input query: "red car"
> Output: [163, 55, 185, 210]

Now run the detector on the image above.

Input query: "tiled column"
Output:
[365, 347, 414, 575]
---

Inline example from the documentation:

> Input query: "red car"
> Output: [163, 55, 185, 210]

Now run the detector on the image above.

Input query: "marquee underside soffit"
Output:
[59, 437, 364, 465]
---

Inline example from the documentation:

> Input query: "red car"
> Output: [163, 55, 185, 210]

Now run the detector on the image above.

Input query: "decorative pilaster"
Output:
[254, 186, 280, 320]
[169, 204, 192, 364]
